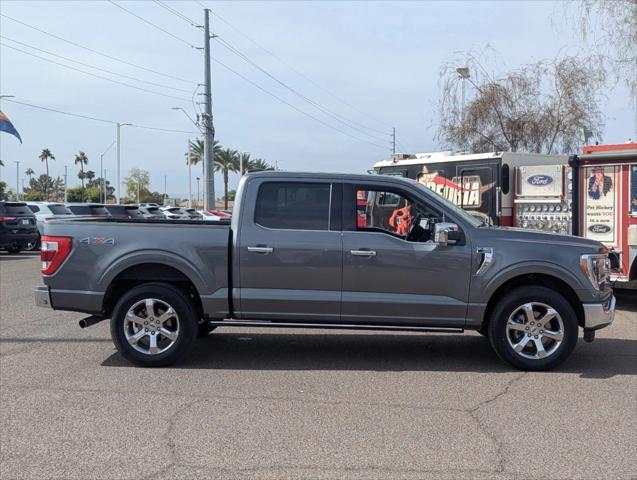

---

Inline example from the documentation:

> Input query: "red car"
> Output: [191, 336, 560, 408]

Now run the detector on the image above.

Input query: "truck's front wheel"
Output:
[110, 283, 198, 367]
[488, 286, 578, 371]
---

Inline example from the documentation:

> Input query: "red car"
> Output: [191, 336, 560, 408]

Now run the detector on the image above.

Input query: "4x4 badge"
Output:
[80, 237, 115, 246]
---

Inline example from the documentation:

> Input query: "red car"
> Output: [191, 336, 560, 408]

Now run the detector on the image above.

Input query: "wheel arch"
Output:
[102, 262, 204, 319]
[481, 273, 585, 331]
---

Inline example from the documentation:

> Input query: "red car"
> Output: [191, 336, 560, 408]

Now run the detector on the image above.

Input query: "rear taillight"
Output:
[0, 216, 17, 222]
[40, 236, 73, 275]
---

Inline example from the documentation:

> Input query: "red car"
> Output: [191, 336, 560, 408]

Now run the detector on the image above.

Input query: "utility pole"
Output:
[202, 8, 216, 210]
[116, 122, 131, 204]
[64, 165, 68, 202]
[103, 168, 107, 202]
[164, 175, 167, 205]
[13, 161, 19, 201]
[187, 139, 192, 208]
[392, 127, 396, 154]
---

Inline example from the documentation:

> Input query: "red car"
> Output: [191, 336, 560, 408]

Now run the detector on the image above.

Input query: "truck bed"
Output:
[41, 217, 231, 318]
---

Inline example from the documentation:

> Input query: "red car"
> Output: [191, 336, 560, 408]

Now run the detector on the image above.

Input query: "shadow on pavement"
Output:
[100, 332, 636, 378]
[615, 290, 637, 313]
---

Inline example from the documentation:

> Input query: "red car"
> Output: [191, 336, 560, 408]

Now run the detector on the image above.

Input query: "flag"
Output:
[0, 110, 22, 143]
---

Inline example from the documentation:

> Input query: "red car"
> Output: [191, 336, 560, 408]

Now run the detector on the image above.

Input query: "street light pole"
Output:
[64, 165, 68, 202]
[456, 67, 470, 125]
[202, 8, 216, 209]
[164, 175, 167, 205]
[196, 177, 200, 206]
[13, 161, 20, 200]
[116, 122, 131, 204]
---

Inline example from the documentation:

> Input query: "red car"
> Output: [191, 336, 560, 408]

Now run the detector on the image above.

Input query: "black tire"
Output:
[197, 322, 217, 337]
[24, 235, 41, 251]
[110, 283, 198, 367]
[487, 286, 578, 371]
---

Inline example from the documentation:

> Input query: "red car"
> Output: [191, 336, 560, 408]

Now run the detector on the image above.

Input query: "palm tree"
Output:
[38, 149, 55, 200]
[249, 158, 275, 172]
[187, 139, 222, 176]
[74, 151, 89, 197]
[215, 148, 239, 209]
[25, 168, 35, 183]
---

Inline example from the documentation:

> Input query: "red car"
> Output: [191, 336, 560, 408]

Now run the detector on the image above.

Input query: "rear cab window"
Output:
[254, 182, 331, 230]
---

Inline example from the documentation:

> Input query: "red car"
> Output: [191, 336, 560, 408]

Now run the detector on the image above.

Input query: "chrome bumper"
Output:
[583, 295, 615, 330]
[34, 286, 53, 309]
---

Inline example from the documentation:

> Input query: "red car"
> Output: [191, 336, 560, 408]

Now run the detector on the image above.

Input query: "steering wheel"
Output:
[406, 213, 423, 242]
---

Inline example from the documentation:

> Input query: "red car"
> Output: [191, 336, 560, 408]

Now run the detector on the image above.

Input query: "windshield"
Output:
[413, 181, 482, 227]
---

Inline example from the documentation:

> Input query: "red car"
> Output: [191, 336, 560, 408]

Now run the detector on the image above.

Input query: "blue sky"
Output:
[0, 0, 633, 198]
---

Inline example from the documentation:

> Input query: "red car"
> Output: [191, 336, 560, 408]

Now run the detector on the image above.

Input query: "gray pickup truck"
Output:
[35, 172, 615, 370]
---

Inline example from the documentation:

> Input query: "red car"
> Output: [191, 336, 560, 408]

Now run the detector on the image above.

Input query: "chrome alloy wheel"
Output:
[124, 298, 180, 355]
[505, 302, 564, 360]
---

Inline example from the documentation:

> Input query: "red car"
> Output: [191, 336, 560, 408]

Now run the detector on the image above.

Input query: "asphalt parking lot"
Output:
[1, 252, 636, 480]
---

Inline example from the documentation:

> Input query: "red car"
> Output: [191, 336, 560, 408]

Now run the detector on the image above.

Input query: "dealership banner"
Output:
[584, 165, 618, 245]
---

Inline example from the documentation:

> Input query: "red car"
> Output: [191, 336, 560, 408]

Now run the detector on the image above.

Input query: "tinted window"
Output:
[255, 182, 330, 230]
[68, 205, 91, 215]
[28, 205, 41, 213]
[501, 164, 510, 194]
[2, 203, 34, 216]
[49, 205, 71, 215]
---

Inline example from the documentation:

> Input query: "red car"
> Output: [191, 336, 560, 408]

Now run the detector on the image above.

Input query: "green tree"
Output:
[0, 180, 7, 200]
[248, 158, 275, 172]
[215, 148, 239, 209]
[38, 148, 55, 200]
[124, 168, 151, 203]
[74, 151, 89, 198]
[25, 168, 35, 182]
[23, 174, 64, 201]
[187, 139, 222, 175]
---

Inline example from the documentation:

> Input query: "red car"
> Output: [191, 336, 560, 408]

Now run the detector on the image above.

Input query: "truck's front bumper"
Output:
[582, 295, 615, 330]
[34, 286, 52, 309]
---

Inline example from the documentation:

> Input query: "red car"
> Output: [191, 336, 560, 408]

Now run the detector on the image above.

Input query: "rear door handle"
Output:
[350, 249, 377, 257]
[247, 246, 274, 254]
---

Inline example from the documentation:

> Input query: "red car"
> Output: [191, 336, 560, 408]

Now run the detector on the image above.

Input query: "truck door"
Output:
[457, 164, 499, 225]
[340, 183, 471, 327]
[235, 179, 342, 322]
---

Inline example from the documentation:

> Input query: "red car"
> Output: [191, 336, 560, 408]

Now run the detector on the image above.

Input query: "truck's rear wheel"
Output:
[488, 286, 578, 371]
[110, 283, 197, 367]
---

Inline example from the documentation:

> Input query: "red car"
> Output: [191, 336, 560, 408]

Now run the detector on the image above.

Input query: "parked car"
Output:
[159, 206, 187, 220]
[198, 210, 223, 221]
[184, 208, 203, 220]
[35, 171, 615, 370]
[25, 202, 73, 250]
[208, 209, 232, 219]
[1, 201, 39, 253]
[65, 203, 110, 217]
[104, 205, 145, 219]
[138, 206, 166, 219]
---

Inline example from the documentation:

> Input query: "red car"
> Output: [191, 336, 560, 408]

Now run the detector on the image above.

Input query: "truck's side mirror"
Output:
[434, 222, 460, 246]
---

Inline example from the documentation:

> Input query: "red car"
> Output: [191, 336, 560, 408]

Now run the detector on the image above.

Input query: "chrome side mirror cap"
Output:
[434, 222, 459, 246]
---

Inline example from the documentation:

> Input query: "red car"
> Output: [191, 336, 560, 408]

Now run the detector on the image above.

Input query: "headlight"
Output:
[580, 253, 611, 290]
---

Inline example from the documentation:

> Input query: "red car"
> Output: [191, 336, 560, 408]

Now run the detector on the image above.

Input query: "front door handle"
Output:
[247, 246, 274, 254]
[350, 249, 377, 257]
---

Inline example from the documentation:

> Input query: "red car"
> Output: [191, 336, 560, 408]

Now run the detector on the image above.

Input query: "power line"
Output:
[153, 0, 198, 27]
[0, 35, 193, 94]
[214, 36, 390, 143]
[196, 0, 392, 130]
[0, 13, 196, 85]
[210, 57, 387, 149]
[3, 99, 199, 134]
[1, 43, 191, 102]
[107, 0, 198, 49]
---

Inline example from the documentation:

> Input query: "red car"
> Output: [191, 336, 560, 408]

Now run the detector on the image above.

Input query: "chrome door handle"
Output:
[350, 249, 377, 257]
[247, 246, 273, 254]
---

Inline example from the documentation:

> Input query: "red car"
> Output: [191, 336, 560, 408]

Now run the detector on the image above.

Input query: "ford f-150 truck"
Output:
[34, 172, 615, 370]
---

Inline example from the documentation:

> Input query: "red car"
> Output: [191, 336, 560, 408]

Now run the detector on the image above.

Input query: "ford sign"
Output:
[588, 224, 611, 234]
[527, 175, 554, 186]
